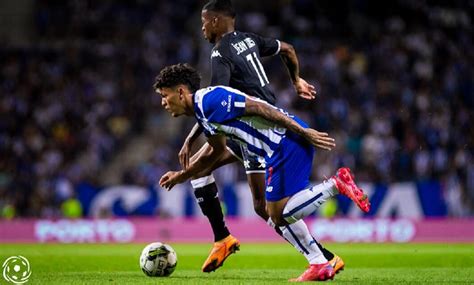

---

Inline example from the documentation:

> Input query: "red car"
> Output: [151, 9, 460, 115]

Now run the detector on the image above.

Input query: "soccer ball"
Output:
[2, 256, 31, 283]
[139, 242, 177, 277]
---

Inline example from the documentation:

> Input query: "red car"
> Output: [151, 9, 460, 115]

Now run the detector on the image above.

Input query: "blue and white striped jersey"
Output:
[193, 86, 303, 158]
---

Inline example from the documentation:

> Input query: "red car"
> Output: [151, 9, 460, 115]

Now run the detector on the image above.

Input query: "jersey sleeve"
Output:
[210, 48, 233, 85]
[251, 33, 281, 57]
[196, 120, 214, 137]
[202, 87, 246, 123]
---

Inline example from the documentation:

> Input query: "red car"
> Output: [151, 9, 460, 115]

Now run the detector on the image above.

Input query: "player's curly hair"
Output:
[203, 0, 235, 18]
[153, 63, 201, 93]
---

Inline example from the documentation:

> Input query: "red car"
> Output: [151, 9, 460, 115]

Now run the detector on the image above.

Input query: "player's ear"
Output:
[178, 86, 184, 100]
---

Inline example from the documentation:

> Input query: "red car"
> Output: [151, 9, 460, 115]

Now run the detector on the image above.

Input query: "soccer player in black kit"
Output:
[178, 0, 344, 278]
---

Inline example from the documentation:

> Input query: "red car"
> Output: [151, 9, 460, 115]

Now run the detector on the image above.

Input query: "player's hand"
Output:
[303, 129, 336, 150]
[159, 171, 185, 191]
[178, 139, 192, 170]
[294, 78, 316, 100]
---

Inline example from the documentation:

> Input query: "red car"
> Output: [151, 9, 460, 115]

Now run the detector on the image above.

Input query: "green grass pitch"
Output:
[1, 243, 473, 284]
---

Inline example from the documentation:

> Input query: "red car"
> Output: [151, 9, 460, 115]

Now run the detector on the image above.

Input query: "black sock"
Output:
[274, 227, 283, 236]
[315, 239, 335, 260]
[194, 182, 230, 242]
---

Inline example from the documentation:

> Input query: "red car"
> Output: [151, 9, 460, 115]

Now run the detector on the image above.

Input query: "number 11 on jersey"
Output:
[246, 52, 269, 87]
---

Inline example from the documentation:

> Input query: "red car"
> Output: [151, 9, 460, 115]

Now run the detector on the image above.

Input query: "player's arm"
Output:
[244, 97, 335, 150]
[159, 135, 226, 190]
[278, 41, 316, 100]
[253, 33, 316, 100]
[179, 123, 203, 170]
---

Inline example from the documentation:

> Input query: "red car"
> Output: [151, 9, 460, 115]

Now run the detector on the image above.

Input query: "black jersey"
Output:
[210, 31, 280, 105]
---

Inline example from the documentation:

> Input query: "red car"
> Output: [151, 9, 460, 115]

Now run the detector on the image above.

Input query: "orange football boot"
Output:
[202, 235, 240, 273]
[329, 255, 345, 274]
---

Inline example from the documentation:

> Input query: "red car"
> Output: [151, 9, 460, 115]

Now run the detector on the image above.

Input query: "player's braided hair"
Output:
[153, 63, 201, 93]
[203, 0, 235, 18]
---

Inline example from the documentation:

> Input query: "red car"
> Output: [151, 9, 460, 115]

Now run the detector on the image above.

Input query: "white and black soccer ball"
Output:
[139, 242, 177, 277]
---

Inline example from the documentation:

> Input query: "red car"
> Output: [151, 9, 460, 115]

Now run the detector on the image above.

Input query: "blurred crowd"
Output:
[1, 0, 472, 218]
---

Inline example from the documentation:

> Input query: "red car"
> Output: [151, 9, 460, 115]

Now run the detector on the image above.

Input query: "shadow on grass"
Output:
[169, 272, 290, 282]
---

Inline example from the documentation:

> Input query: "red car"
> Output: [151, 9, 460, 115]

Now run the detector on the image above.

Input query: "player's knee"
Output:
[282, 207, 299, 224]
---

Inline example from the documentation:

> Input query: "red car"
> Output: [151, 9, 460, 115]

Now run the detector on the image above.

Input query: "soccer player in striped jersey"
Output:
[179, 0, 343, 274]
[155, 64, 370, 281]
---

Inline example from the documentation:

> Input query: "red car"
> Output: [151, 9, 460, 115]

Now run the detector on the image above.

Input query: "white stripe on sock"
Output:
[280, 220, 327, 264]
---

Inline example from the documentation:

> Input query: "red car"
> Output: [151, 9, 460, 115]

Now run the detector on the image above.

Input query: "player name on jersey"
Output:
[231, 37, 256, 55]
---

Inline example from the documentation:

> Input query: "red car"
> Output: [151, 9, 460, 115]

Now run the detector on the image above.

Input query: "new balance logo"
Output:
[211, 50, 222, 58]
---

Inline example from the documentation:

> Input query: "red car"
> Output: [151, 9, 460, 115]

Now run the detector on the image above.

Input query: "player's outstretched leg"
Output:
[201, 234, 240, 272]
[282, 179, 338, 224]
[333, 167, 371, 213]
[282, 168, 370, 223]
[248, 170, 339, 265]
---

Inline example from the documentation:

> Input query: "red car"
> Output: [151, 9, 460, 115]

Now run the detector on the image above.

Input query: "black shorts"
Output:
[226, 139, 266, 174]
